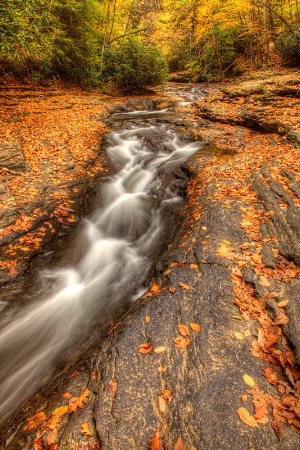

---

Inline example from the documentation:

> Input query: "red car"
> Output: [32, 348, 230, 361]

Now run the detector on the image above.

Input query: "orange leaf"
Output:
[24, 412, 46, 431]
[278, 300, 289, 307]
[272, 419, 283, 441]
[179, 283, 190, 290]
[174, 437, 187, 450]
[68, 389, 90, 414]
[91, 369, 99, 380]
[169, 287, 176, 294]
[150, 282, 160, 293]
[80, 422, 92, 437]
[62, 392, 72, 399]
[237, 408, 259, 428]
[175, 336, 191, 349]
[190, 323, 200, 332]
[34, 438, 43, 450]
[39, 406, 69, 434]
[149, 429, 167, 450]
[178, 324, 190, 336]
[138, 342, 153, 354]
[47, 428, 58, 446]
[108, 379, 118, 398]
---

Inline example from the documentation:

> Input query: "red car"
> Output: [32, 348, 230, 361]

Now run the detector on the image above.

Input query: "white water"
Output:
[0, 122, 202, 422]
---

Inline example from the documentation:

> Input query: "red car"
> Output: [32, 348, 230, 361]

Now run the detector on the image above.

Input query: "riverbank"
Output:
[1, 68, 300, 449]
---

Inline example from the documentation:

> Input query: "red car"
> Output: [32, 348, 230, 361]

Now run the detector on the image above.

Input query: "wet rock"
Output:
[0, 138, 27, 172]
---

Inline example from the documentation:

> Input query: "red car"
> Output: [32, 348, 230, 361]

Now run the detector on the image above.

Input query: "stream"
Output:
[0, 88, 205, 424]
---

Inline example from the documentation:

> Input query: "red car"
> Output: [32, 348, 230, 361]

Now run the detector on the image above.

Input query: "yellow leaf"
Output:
[223, 239, 232, 244]
[80, 422, 92, 436]
[179, 282, 190, 290]
[244, 330, 251, 338]
[243, 374, 256, 387]
[241, 395, 248, 402]
[189, 264, 198, 269]
[190, 323, 201, 332]
[146, 316, 151, 322]
[278, 300, 289, 307]
[158, 366, 166, 372]
[154, 346, 166, 353]
[237, 407, 259, 428]
[234, 331, 244, 340]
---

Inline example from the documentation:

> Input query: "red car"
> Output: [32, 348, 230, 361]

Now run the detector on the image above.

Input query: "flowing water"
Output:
[0, 102, 204, 423]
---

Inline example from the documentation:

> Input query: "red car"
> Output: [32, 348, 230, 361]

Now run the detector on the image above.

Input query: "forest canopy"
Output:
[0, 0, 299, 89]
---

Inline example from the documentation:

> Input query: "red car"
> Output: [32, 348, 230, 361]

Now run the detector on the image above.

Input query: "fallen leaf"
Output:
[174, 437, 187, 449]
[190, 322, 201, 332]
[138, 342, 153, 354]
[91, 369, 99, 380]
[234, 331, 244, 340]
[158, 367, 166, 372]
[190, 264, 198, 269]
[257, 416, 269, 424]
[154, 346, 166, 353]
[241, 395, 248, 402]
[24, 412, 46, 431]
[146, 316, 151, 322]
[34, 438, 44, 450]
[272, 419, 283, 441]
[151, 282, 160, 293]
[61, 392, 72, 399]
[278, 300, 289, 307]
[68, 370, 78, 379]
[161, 389, 173, 400]
[39, 406, 69, 434]
[47, 429, 58, 446]
[108, 379, 118, 397]
[178, 324, 190, 336]
[243, 374, 256, 387]
[237, 407, 259, 428]
[169, 287, 176, 293]
[223, 239, 232, 245]
[158, 396, 167, 413]
[149, 428, 167, 450]
[179, 282, 190, 290]
[175, 336, 191, 349]
[80, 422, 92, 437]
[68, 389, 90, 414]
[217, 243, 236, 259]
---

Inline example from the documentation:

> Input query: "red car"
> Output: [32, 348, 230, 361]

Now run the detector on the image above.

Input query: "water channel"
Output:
[0, 87, 205, 424]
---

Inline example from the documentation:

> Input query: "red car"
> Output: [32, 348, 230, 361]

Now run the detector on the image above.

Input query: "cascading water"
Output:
[0, 112, 203, 423]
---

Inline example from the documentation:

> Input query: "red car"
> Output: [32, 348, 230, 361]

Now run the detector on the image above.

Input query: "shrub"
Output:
[277, 28, 300, 67]
[101, 39, 168, 91]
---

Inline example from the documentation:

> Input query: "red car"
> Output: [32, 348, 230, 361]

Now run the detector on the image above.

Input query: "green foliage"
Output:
[101, 39, 168, 90]
[0, 0, 54, 60]
[50, 0, 102, 85]
[277, 28, 300, 67]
